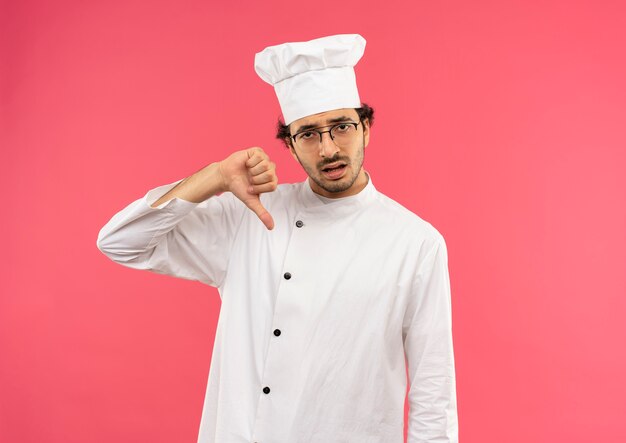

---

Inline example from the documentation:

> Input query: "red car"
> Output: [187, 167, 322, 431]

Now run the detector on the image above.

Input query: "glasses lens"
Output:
[330, 123, 357, 147]
[295, 131, 319, 151]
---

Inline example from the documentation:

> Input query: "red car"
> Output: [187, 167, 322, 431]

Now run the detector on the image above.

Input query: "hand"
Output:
[217, 147, 278, 230]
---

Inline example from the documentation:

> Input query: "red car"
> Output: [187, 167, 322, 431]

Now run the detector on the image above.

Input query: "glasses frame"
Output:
[290, 120, 362, 150]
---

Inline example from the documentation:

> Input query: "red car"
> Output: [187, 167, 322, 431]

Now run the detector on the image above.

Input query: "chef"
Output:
[97, 33, 459, 443]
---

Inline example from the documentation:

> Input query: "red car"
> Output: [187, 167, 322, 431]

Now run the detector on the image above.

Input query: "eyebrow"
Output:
[293, 115, 355, 134]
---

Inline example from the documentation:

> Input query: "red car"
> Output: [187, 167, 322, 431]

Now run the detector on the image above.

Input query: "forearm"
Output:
[150, 162, 225, 207]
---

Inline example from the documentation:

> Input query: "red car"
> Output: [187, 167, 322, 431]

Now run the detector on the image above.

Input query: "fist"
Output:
[218, 147, 278, 230]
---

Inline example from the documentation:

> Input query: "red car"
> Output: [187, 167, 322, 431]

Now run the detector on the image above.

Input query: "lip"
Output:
[321, 161, 347, 171]
[320, 163, 347, 180]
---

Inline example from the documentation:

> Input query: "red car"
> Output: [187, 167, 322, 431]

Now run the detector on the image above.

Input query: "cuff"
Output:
[143, 177, 200, 210]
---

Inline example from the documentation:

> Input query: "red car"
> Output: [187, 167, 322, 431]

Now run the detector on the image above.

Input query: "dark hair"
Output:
[275, 102, 375, 149]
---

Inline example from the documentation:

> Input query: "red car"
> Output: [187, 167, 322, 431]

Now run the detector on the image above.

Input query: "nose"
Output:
[318, 131, 340, 158]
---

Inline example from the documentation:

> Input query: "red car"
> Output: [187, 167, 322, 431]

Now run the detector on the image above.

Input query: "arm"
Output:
[403, 235, 459, 442]
[96, 147, 278, 287]
[96, 162, 244, 287]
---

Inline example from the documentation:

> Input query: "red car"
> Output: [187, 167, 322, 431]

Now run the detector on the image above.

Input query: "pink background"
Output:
[2, 0, 625, 442]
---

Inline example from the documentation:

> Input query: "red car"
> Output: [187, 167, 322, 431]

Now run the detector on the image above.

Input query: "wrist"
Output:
[215, 161, 229, 193]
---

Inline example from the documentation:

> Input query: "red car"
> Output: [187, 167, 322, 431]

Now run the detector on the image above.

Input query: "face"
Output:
[288, 108, 370, 198]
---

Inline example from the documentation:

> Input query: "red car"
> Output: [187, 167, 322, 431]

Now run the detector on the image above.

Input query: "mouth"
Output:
[320, 162, 348, 180]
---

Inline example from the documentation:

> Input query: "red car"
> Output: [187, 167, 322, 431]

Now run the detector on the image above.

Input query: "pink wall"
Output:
[2, 0, 625, 441]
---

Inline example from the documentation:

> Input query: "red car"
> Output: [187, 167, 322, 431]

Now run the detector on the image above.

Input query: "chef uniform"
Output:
[97, 34, 459, 443]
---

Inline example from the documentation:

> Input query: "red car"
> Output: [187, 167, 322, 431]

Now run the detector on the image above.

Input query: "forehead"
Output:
[291, 108, 358, 132]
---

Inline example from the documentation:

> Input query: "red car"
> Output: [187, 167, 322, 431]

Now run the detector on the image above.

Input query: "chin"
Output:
[318, 174, 356, 193]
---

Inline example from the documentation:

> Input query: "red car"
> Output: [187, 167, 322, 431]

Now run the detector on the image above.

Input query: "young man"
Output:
[97, 34, 459, 443]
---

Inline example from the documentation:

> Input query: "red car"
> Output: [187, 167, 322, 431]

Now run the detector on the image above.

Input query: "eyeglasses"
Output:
[290, 120, 362, 152]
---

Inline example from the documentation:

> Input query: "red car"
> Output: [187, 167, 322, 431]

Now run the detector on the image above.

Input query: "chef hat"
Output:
[254, 33, 366, 125]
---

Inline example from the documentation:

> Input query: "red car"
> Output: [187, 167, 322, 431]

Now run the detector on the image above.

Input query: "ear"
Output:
[287, 141, 299, 161]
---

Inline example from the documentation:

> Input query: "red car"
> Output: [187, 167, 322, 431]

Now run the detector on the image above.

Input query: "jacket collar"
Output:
[298, 171, 377, 216]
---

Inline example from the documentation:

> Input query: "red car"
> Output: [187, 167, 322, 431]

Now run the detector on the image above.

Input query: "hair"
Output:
[275, 102, 375, 149]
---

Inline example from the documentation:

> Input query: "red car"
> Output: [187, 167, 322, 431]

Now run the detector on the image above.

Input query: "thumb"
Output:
[243, 195, 275, 230]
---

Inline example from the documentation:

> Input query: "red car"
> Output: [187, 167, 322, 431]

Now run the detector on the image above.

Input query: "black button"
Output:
[273, 329, 281, 336]
[284, 272, 291, 280]
[295, 220, 304, 228]
[263, 386, 270, 394]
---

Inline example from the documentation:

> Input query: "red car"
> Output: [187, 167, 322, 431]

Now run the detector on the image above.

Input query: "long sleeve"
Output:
[96, 177, 245, 288]
[403, 235, 459, 442]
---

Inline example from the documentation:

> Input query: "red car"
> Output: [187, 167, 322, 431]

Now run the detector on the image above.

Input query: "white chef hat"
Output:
[254, 33, 366, 126]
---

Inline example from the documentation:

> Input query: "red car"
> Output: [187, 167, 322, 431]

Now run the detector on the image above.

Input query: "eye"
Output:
[298, 131, 315, 140]
[335, 124, 350, 132]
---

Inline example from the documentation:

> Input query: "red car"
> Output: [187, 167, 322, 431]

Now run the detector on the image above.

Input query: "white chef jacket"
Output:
[96, 172, 458, 443]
